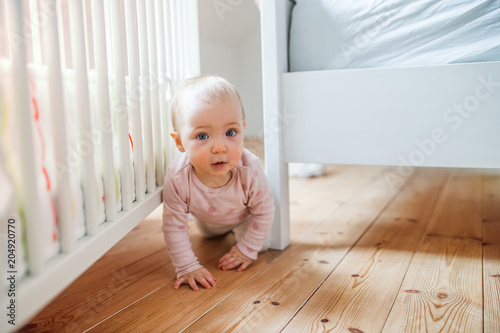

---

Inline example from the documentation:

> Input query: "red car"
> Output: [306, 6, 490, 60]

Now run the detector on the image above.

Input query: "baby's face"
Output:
[176, 96, 245, 188]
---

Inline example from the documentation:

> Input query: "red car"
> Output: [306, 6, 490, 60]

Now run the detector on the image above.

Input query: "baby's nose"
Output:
[212, 141, 227, 153]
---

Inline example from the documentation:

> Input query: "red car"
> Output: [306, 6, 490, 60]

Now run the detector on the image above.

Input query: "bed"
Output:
[261, 0, 500, 250]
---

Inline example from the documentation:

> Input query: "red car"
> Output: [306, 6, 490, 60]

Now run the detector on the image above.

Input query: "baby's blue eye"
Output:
[196, 133, 208, 140]
[226, 130, 236, 137]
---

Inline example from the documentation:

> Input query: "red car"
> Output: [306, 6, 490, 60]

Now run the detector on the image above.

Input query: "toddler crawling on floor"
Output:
[162, 75, 274, 291]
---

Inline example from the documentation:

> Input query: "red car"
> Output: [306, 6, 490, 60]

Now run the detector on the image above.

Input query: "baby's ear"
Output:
[170, 131, 185, 152]
[243, 122, 246, 131]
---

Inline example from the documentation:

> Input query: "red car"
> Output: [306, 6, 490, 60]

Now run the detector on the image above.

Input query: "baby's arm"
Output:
[218, 166, 275, 271]
[163, 173, 215, 290]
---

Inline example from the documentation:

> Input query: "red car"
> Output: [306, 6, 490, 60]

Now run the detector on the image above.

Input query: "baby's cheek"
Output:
[189, 146, 210, 166]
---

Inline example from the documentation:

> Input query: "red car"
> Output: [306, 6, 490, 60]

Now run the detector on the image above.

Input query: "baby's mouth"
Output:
[212, 161, 227, 169]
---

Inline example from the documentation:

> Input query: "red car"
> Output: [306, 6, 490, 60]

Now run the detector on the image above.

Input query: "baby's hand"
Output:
[174, 267, 217, 291]
[218, 245, 253, 271]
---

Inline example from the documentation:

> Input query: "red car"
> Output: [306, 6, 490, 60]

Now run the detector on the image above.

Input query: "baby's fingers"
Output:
[219, 253, 232, 264]
[188, 277, 199, 291]
[218, 256, 233, 270]
[218, 255, 232, 269]
[220, 257, 241, 271]
[196, 276, 213, 290]
[174, 277, 185, 290]
[204, 274, 217, 288]
[237, 260, 251, 272]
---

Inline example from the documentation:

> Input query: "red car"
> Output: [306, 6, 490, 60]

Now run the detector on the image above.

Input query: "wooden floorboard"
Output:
[86, 251, 278, 333]
[59, 207, 165, 296]
[383, 170, 484, 333]
[483, 173, 500, 333]
[282, 168, 447, 333]
[89, 164, 393, 332]
[182, 167, 408, 332]
[19, 139, 500, 332]
[20, 215, 237, 332]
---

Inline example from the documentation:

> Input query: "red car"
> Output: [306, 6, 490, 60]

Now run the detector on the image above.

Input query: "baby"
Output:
[162, 75, 275, 291]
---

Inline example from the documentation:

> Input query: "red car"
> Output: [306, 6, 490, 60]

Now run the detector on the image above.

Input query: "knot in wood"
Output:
[320, 319, 329, 323]
[271, 301, 280, 306]
[348, 328, 365, 333]
[253, 300, 261, 305]
[404, 289, 421, 294]
[436, 292, 449, 300]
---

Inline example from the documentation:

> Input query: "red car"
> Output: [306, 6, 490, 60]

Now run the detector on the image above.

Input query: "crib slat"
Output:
[145, 0, 164, 187]
[174, 1, 183, 83]
[163, 0, 174, 87]
[174, 0, 183, 80]
[82, 0, 94, 72]
[186, 0, 200, 78]
[103, 0, 114, 75]
[55, 0, 66, 68]
[181, 1, 189, 79]
[0, 0, 6, 58]
[136, 0, 156, 194]
[68, 0, 98, 236]
[44, 0, 74, 253]
[110, 0, 134, 210]
[163, 0, 174, 84]
[90, 0, 117, 221]
[155, 0, 171, 173]
[6, 0, 45, 274]
[162, 0, 176, 162]
[176, 1, 185, 81]
[124, 0, 146, 201]
[167, 0, 179, 87]
[28, 0, 42, 64]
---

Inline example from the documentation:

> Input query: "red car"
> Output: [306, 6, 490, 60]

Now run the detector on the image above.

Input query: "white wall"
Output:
[197, 0, 263, 137]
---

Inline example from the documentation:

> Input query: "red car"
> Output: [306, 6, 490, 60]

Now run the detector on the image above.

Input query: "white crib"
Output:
[0, 0, 199, 330]
[261, 0, 500, 250]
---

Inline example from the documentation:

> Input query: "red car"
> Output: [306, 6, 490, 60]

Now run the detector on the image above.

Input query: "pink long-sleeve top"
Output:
[162, 148, 275, 278]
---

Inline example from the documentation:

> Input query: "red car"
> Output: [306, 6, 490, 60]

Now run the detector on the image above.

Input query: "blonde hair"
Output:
[171, 75, 245, 132]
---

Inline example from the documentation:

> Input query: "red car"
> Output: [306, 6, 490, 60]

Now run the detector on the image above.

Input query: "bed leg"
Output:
[266, 157, 291, 250]
[261, 0, 292, 250]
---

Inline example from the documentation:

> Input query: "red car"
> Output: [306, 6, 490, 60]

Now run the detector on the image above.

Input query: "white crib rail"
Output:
[145, 0, 164, 187]
[0, 0, 200, 330]
[48, 0, 75, 256]
[91, 0, 118, 223]
[125, 0, 146, 202]
[136, 0, 156, 194]
[69, 0, 98, 236]
[5, 0, 45, 276]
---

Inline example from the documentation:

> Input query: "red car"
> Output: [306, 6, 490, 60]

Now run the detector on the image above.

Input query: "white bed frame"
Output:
[261, 0, 500, 250]
[0, 1, 199, 331]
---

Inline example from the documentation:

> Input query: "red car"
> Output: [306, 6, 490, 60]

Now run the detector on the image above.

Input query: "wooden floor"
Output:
[21, 140, 500, 333]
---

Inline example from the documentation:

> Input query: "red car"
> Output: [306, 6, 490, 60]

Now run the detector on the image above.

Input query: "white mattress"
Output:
[289, 0, 500, 72]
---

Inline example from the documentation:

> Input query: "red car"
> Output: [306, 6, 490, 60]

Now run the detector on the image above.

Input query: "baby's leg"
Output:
[232, 217, 271, 252]
[195, 219, 236, 238]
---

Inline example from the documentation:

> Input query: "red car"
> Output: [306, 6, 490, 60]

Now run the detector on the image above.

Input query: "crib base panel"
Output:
[7, 187, 162, 331]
